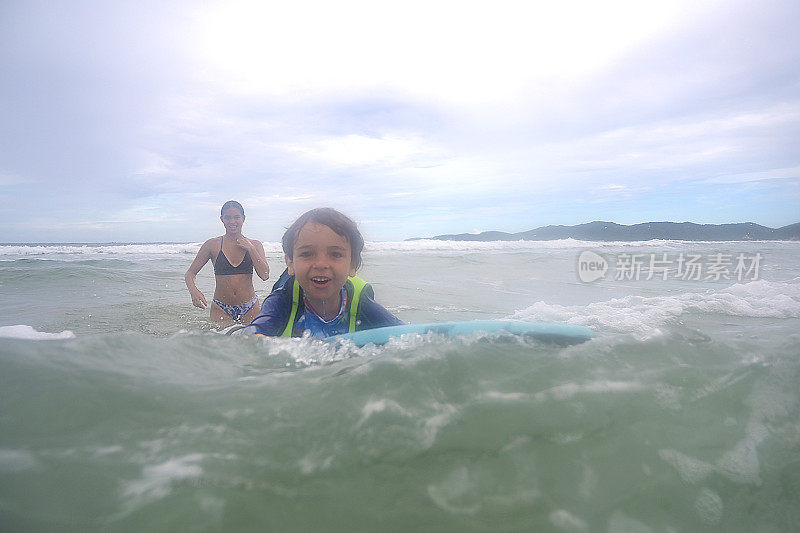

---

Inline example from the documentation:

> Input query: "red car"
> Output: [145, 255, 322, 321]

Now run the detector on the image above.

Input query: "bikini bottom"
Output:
[213, 295, 258, 321]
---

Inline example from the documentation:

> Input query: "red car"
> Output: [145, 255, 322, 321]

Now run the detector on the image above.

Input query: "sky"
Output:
[1, 0, 799, 242]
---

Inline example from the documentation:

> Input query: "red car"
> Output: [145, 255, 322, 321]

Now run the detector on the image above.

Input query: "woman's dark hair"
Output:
[221, 200, 245, 217]
[282, 208, 364, 270]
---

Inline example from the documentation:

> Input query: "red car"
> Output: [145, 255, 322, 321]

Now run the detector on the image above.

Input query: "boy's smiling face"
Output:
[286, 222, 355, 309]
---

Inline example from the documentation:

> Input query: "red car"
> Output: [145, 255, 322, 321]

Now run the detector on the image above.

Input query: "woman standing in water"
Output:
[185, 201, 269, 326]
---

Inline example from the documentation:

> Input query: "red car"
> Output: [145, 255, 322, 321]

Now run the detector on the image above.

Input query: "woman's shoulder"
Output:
[201, 236, 223, 248]
[243, 284, 293, 335]
[243, 235, 264, 246]
[191, 237, 220, 261]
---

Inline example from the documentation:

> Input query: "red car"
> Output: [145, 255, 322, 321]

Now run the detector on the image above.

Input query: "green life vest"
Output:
[280, 276, 370, 337]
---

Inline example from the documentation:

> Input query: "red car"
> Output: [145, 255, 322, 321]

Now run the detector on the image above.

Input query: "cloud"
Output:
[1, 0, 799, 241]
[284, 134, 434, 168]
[0, 170, 28, 186]
[188, 0, 701, 103]
[699, 166, 800, 185]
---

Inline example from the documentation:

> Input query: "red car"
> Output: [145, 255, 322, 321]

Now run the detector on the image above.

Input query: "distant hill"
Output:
[411, 221, 800, 241]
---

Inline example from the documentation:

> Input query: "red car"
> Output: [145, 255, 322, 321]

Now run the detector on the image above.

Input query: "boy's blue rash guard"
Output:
[293, 288, 349, 338]
[241, 274, 402, 337]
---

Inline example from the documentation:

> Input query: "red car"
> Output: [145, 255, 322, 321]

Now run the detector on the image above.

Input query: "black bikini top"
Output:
[213, 237, 254, 276]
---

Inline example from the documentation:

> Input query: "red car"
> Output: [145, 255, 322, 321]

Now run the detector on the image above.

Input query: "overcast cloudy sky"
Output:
[1, 0, 798, 242]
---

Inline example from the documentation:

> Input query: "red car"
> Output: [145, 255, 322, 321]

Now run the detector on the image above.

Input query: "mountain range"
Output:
[411, 221, 800, 241]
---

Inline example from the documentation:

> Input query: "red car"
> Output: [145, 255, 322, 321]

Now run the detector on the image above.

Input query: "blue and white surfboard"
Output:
[329, 320, 595, 347]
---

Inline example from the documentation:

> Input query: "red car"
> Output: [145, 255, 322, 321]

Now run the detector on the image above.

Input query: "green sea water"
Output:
[1, 241, 799, 531]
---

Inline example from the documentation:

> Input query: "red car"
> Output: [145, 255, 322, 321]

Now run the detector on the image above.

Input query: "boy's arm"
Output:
[356, 296, 403, 330]
[241, 287, 291, 336]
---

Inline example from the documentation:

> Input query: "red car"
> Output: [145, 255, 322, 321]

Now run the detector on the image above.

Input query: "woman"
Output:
[185, 200, 269, 326]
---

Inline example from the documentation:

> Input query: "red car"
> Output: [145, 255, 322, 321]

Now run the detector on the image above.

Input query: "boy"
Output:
[242, 208, 401, 337]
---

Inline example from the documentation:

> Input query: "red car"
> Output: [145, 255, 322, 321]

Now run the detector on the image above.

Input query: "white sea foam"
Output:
[550, 509, 589, 532]
[479, 391, 530, 402]
[511, 279, 800, 338]
[427, 467, 481, 515]
[0, 449, 38, 472]
[659, 395, 770, 488]
[355, 399, 413, 431]
[0, 325, 75, 340]
[422, 404, 458, 448]
[658, 449, 714, 484]
[364, 239, 800, 253]
[3, 239, 797, 260]
[694, 488, 724, 525]
[122, 454, 204, 499]
[607, 511, 654, 533]
[367, 239, 599, 252]
[297, 451, 334, 475]
[534, 380, 646, 401]
[0, 243, 203, 259]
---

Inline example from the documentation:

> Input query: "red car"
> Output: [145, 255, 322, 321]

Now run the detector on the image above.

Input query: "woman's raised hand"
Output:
[234, 236, 255, 252]
[190, 288, 208, 309]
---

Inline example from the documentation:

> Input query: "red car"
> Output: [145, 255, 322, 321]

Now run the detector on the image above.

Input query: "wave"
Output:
[0, 324, 75, 340]
[1, 326, 798, 531]
[511, 279, 800, 338]
[365, 239, 800, 253]
[7, 239, 797, 259]
[0, 243, 204, 259]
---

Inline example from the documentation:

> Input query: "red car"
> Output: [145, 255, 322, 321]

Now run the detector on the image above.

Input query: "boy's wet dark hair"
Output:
[221, 200, 245, 217]
[282, 208, 364, 270]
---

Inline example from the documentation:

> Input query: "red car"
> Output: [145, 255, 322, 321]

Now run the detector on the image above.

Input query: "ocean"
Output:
[1, 240, 798, 531]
